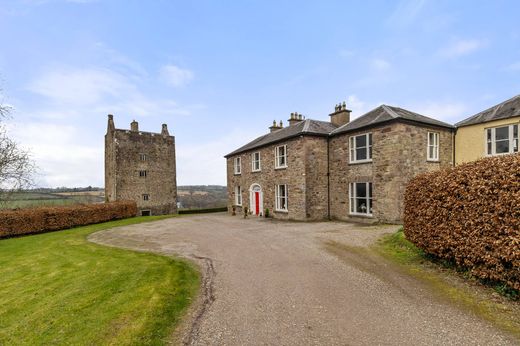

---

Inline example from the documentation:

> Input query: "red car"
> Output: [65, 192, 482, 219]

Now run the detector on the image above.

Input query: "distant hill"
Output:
[1, 185, 227, 210]
[177, 185, 227, 209]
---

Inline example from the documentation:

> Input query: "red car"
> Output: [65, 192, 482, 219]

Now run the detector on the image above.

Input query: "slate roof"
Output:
[455, 94, 520, 127]
[225, 119, 337, 157]
[331, 105, 454, 136]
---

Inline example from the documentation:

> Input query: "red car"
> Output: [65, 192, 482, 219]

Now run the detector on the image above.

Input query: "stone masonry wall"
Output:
[227, 136, 323, 221]
[106, 129, 177, 216]
[304, 137, 329, 220]
[329, 121, 454, 223]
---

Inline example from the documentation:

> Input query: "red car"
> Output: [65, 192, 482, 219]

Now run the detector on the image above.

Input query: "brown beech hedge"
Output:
[404, 154, 520, 290]
[0, 201, 137, 239]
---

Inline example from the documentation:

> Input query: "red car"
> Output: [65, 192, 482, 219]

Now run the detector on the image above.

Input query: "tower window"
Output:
[139, 170, 147, 177]
[143, 194, 149, 201]
[140, 153, 147, 161]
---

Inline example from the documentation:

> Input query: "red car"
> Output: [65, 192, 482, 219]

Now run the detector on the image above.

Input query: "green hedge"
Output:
[178, 207, 228, 214]
[404, 154, 520, 290]
[0, 201, 137, 238]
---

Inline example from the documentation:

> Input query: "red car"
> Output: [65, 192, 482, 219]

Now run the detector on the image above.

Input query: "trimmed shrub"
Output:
[0, 201, 137, 238]
[178, 207, 227, 215]
[404, 154, 520, 290]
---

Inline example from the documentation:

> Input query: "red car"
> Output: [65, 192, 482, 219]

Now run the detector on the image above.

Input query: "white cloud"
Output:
[18, 62, 196, 187]
[370, 58, 391, 71]
[507, 61, 520, 71]
[339, 49, 355, 58]
[28, 67, 133, 106]
[8, 122, 103, 187]
[387, 0, 427, 27]
[438, 39, 488, 59]
[160, 64, 194, 87]
[176, 129, 262, 185]
[409, 101, 468, 123]
[27, 66, 191, 118]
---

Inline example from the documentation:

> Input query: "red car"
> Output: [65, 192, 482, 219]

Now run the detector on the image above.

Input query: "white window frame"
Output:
[349, 182, 373, 216]
[275, 184, 288, 212]
[140, 153, 147, 161]
[275, 145, 288, 169]
[235, 186, 242, 206]
[349, 133, 372, 163]
[251, 152, 261, 172]
[234, 157, 241, 175]
[485, 124, 519, 156]
[427, 132, 440, 161]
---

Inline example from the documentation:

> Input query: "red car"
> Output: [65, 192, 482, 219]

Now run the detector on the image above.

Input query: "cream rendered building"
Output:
[455, 95, 520, 164]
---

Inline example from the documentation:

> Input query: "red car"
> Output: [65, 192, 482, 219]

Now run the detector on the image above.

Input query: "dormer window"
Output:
[275, 145, 287, 169]
[234, 157, 241, 174]
[349, 133, 372, 163]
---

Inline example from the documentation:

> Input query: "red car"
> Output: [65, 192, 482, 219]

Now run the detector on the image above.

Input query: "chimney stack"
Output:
[269, 120, 283, 133]
[130, 120, 139, 132]
[329, 101, 351, 126]
[288, 112, 305, 126]
[161, 123, 169, 136]
[107, 114, 115, 133]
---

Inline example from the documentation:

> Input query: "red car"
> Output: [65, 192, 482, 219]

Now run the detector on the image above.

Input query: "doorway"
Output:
[249, 184, 263, 216]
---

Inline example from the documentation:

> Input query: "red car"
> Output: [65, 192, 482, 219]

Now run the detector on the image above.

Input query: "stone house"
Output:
[329, 105, 454, 223]
[105, 115, 177, 216]
[226, 103, 454, 223]
[225, 111, 340, 220]
[455, 94, 520, 164]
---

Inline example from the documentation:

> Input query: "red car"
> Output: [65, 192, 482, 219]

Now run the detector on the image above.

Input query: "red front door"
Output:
[255, 192, 260, 215]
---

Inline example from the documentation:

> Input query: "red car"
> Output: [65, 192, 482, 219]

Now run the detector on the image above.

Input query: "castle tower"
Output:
[105, 115, 177, 216]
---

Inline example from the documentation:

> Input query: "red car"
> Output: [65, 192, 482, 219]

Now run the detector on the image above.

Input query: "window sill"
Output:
[275, 166, 288, 170]
[348, 160, 373, 165]
[275, 209, 289, 213]
[426, 159, 440, 162]
[349, 212, 373, 218]
[233, 173, 241, 176]
[252, 169, 261, 173]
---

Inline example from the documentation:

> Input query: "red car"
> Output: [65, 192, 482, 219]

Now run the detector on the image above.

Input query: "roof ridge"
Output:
[455, 93, 520, 126]
[382, 104, 399, 119]
[302, 119, 311, 132]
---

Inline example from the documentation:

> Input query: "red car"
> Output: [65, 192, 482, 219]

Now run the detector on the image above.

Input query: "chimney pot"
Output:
[329, 101, 351, 126]
[130, 119, 139, 132]
[161, 123, 169, 136]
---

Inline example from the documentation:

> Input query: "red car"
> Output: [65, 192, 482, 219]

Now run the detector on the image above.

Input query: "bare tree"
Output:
[0, 98, 36, 204]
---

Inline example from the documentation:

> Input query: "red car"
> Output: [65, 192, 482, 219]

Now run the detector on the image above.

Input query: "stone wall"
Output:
[329, 121, 454, 223]
[105, 120, 177, 216]
[304, 137, 329, 220]
[227, 136, 329, 221]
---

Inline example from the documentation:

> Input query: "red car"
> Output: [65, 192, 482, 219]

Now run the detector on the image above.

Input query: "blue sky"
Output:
[0, 0, 519, 187]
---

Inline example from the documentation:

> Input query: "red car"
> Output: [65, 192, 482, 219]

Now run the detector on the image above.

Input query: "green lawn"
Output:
[0, 216, 199, 345]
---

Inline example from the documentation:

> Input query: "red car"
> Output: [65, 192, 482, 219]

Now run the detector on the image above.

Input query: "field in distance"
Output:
[1, 185, 227, 210]
[0, 188, 105, 209]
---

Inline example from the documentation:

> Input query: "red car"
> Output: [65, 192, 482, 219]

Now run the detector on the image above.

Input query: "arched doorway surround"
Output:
[249, 183, 263, 216]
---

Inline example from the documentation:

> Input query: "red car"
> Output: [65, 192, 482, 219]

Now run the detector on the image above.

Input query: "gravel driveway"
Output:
[88, 213, 517, 345]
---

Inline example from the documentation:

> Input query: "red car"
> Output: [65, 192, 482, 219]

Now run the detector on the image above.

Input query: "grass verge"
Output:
[374, 228, 520, 339]
[0, 215, 199, 345]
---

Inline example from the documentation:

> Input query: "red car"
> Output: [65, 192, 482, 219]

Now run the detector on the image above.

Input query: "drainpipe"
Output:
[452, 128, 456, 166]
[327, 136, 331, 220]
